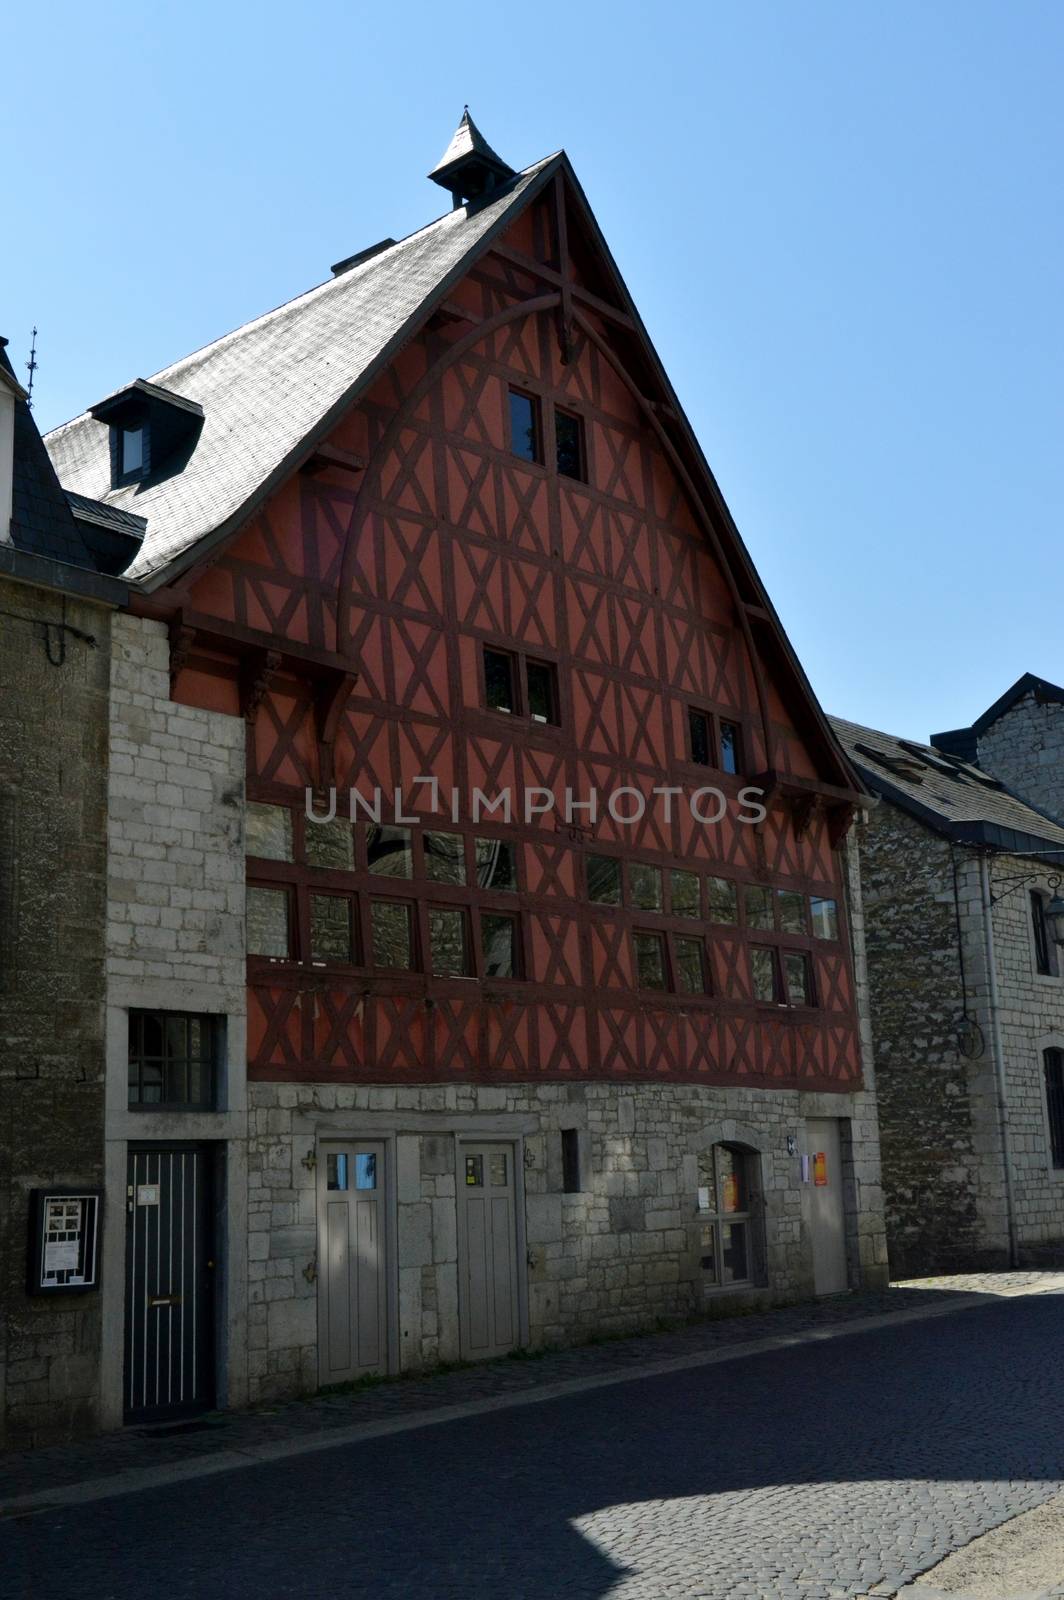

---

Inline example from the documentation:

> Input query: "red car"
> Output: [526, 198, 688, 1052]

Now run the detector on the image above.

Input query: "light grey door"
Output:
[806, 1118, 848, 1295]
[457, 1142, 519, 1360]
[316, 1141, 387, 1385]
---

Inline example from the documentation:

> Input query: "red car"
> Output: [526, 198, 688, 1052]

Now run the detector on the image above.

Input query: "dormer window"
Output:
[121, 426, 145, 480]
[89, 378, 204, 491]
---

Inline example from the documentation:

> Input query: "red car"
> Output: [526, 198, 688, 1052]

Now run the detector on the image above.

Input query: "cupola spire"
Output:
[428, 107, 516, 209]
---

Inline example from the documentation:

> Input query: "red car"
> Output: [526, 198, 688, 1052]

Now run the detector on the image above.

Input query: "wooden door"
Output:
[124, 1145, 215, 1423]
[806, 1118, 848, 1295]
[457, 1142, 519, 1360]
[316, 1141, 387, 1385]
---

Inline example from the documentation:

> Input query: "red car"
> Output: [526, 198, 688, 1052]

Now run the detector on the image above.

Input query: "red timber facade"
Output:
[48, 116, 888, 1417]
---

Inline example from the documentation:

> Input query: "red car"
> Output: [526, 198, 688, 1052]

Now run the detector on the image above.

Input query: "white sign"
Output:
[44, 1239, 79, 1273]
[137, 1184, 160, 1207]
[697, 1185, 711, 1211]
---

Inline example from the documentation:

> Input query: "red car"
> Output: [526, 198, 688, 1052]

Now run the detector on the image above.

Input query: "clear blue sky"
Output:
[4, 1, 1061, 740]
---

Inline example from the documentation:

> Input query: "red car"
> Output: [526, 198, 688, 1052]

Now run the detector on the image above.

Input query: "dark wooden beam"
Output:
[301, 442, 368, 477]
[487, 242, 634, 330]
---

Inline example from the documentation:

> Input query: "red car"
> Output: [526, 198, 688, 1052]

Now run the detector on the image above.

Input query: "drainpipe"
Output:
[978, 853, 1019, 1267]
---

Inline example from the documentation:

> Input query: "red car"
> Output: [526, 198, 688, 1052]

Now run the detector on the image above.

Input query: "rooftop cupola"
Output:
[428, 108, 515, 210]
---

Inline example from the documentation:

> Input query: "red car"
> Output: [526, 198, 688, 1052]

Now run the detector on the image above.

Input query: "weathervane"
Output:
[25, 326, 38, 409]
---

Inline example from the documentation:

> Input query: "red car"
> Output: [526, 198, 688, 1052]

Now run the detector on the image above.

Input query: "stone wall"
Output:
[98, 613, 250, 1427]
[244, 1073, 887, 1404]
[858, 798, 1064, 1275]
[976, 691, 1064, 824]
[0, 575, 111, 1448]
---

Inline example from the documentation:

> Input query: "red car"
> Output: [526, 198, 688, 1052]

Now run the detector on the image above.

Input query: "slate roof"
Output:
[1, 343, 96, 569]
[830, 714, 1064, 859]
[44, 158, 555, 586]
[65, 490, 147, 537]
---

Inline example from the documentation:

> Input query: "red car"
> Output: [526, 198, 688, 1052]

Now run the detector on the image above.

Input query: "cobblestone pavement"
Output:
[3, 1277, 1064, 1599]
[2, 1272, 1057, 1507]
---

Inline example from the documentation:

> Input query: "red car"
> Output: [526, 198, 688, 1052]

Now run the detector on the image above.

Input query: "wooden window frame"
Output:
[369, 895, 418, 973]
[684, 703, 747, 776]
[426, 902, 474, 980]
[1032, 890, 1056, 977]
[308, 888, 359, 969]
[478, 907, 524, 982]
[507, 385, 543, 465]
[246, 879, 296, 964]
[127, 1009, 221, 1112]
[1044, 1048, 1064, 1168]
[554, 406, 587, 483]
[480, 642, 564, 729]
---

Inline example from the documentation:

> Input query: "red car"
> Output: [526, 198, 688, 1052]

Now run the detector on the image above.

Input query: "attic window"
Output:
[90, 379, 204, 492]
[121, 427, 145, 479]
[853, 742, 926, 782]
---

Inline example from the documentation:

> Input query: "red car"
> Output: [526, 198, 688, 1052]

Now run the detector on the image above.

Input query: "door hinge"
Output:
[303, 1256, 318, 1284]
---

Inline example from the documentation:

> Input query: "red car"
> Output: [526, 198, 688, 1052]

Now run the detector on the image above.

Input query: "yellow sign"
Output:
[813, 1151, 827, 1187]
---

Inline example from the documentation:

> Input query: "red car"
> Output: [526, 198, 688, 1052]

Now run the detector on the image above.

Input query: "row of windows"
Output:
[247, 803, 840, 939]
[245, 881, 817, 1004]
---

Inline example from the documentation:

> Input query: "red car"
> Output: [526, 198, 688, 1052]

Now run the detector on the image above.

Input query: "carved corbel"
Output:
[313, 669, 358, 789]
[168, 619, 197, 693]
[790, 792, 820, 842]
[240, 649, 282, 723]
[826, 802, 856, 850]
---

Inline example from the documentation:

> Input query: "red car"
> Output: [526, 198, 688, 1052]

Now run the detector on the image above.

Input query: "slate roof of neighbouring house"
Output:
[43, 157, 556, 585]
[0, 343, 95, 568]
[830, 714, 1064, 858]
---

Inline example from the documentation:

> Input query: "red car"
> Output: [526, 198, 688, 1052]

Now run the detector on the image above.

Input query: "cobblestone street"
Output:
[4, 1280, 1064, 1599]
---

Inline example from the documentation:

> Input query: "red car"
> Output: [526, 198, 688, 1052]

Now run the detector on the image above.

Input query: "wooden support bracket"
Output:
[240, 649, 282, 723]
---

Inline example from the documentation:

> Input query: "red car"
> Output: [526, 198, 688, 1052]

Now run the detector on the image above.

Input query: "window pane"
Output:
[717, 1146, 746, 1213]
[430, 907, 470, 976]
[371, 900, 412, 969]
[305, 818, 354, 870]
[481, 912, 517, 978]
[526, 659, 559, 724]
[1045, 1050, 1064, 1168]
[366, 824, 412, 877]
[247, 886, 290, 958]
[778, 890, 807, 934]
[689, 708, 712, 766]
[1032, 892, 1052, 975]
[630, 863, 663, 912]
[129, 1010, 216, 1110]
[671, 869, 700, 918]
[810, 896, 839, 941]
[634, 932, 667, 990]
[475, 837, 517, 890]
[425, 831, 465, 884]
[587, 854, 621, 905]
[744, 884, 774, 930]
[784, 952, 813, 1006]
[465, 1154, 484, 1187]
[122, 427, 143, 473]
[484, 648, 516, 714]
[327, 1153, 348, 1191]
[675, 936, 708, 995]
[722, 1221, 748, 1283]
[355, 1153, 376, 1190]
[720, 721, 740, 774]
[310, 895, 353, 964]
[246, 802, 293, 862]
[509, 389, 540, 463]
[490, 1152, 508, 1186]
[555, 410, 584, 480]
[700, 1223, 718, 1280]
[750, 946, 777, 1002]
[706, 876, 738, 924]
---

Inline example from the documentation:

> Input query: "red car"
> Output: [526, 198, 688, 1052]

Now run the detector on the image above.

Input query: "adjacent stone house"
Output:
[37, 115, 888, 1429]
[0, 343, 127, 1446]
[832, 713, 1064, 1277]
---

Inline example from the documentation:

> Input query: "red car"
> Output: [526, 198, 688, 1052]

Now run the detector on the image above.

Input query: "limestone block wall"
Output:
[0, 577, 111, 1448]
[858, 796, 1064, 1274]
[98, 613, 250, 1427]
[244, 1074, 887, 1405]
[976, 691, 1064, 825]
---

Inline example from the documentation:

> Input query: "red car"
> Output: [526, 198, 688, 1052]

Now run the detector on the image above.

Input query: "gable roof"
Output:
[932, 672, 1064, 759]
[831, 714, 1064, 859]
[44, 157, 556, 585]
[43, 140, 860, 795]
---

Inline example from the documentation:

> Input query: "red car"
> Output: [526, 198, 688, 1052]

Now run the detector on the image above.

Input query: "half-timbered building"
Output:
[46, 114, 888, 1421]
